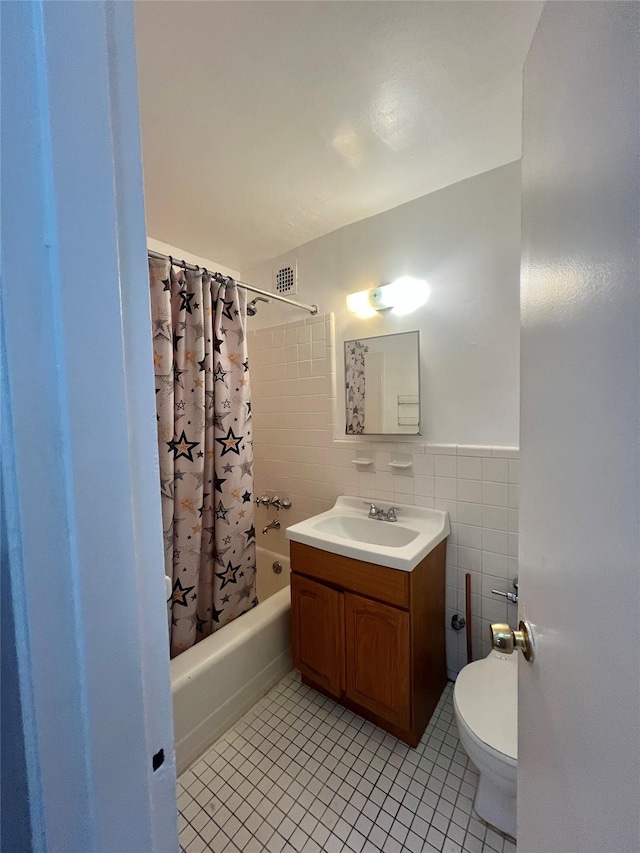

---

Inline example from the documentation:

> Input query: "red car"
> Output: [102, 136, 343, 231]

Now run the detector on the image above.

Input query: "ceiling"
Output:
[135, 1, 542, 272]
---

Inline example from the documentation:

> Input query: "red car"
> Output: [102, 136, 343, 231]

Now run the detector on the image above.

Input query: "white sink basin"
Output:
[286, 496, 450, 571]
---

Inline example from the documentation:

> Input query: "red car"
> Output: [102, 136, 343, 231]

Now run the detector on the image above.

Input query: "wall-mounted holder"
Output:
[389, 460, 412, 470]
[352, 458, 374, 468]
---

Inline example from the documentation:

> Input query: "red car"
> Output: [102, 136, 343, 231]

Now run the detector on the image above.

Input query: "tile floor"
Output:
[177, 673, 515, 853]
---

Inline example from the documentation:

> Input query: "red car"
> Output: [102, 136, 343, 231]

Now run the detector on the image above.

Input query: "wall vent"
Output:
[273, 262, 297, 295]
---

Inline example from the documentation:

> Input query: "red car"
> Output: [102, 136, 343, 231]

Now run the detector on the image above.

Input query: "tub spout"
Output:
[263, 519, 281, 535]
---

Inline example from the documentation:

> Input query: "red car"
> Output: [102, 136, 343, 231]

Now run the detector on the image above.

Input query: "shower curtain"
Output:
[149, 258, 257, 657]
[345, 339, 366, 434]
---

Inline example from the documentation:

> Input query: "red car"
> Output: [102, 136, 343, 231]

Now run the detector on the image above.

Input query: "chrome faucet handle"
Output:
[270, 496, 292, 510]
[255, 495, 271, 506]
[491, 588, 519, 604]
[386, 507, 400, 522]
[362, 501, 379, 518]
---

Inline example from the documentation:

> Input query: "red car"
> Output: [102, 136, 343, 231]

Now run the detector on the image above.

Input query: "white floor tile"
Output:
[177, 673, 514, 852]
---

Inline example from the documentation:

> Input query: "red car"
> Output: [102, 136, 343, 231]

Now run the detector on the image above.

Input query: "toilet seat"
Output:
[454, 651, 517, 762]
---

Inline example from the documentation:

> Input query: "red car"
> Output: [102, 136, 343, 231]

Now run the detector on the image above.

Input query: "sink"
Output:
[312, 515, 419, 548]
[286, 496, 450, 571]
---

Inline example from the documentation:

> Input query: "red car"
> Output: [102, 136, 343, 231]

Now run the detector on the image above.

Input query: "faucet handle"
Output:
[491, 588, 519, 604]
[362, 501, 378, 518]
[270, 496, 292, 510]
[386, 507, 400, 522]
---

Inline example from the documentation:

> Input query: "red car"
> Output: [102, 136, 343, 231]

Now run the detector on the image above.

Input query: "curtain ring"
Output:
[181, 259, 187, 270]
[169, 255, 174, 267]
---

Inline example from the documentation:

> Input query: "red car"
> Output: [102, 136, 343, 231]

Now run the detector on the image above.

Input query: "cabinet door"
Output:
[344, 593, 410, 730]
[291, 573, 344, 698]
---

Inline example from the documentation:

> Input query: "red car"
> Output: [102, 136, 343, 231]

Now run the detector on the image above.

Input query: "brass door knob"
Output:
[490, 620, 534, 661]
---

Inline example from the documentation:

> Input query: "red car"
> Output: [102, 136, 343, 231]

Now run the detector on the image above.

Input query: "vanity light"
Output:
[345, 289, 378, 319]
[346, 276, 429, 318]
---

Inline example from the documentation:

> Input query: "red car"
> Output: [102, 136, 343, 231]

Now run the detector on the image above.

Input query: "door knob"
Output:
[490, 620, 534, 661]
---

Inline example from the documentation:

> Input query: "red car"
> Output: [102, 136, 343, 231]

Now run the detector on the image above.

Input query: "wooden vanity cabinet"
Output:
[291, 573, 344, 697]
[290, 539, 447, 747]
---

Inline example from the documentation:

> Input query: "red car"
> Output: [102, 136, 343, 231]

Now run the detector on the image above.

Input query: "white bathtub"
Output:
[170, 547, 292, 774]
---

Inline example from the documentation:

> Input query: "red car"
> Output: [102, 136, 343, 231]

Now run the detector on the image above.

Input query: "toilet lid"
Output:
[454, 652, 518, 761]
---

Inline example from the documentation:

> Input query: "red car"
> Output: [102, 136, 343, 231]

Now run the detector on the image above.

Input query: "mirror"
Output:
[345, 331, 420, 435]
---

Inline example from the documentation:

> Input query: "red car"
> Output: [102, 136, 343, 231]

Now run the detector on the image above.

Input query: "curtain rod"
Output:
[147, 249, 318, 316]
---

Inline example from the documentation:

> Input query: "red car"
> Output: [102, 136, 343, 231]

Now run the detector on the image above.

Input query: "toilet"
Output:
[453, 650, 518, 838]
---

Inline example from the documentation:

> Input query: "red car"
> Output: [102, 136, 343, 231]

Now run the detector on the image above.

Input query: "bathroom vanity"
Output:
[287, 498, 449, 747]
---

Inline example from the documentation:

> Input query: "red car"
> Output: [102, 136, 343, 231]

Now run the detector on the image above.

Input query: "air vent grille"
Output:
[274, 263, 297, 295]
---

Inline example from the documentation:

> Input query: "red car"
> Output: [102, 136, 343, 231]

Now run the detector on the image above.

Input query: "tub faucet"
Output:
[263, 519, 281, 535]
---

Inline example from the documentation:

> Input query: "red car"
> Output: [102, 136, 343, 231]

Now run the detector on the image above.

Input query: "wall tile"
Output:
[413, 454, 434, 475]
[392, 475, 414, 495]
[482, 528, 508, 556]
[457, 479, 482, 504]
[434, 477, 456, 500]
[482, 551, 508, 578]
[434, 455, 457, 478]
[413, 475, 435, 497]
[458, 445, 492, 457]
[457, 502, 482, 526]
[481, 505, 509, 531]
[481, 481, 509, 507]
[491, 446, 519, 459]
[456, 456, 482, 480]
[311, 322, 326, 341]
[457, 524, 482, 550]
[481, 457, 509, 483]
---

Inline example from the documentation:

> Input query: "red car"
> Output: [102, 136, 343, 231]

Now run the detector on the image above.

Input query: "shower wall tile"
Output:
[247, 315, 519, 679]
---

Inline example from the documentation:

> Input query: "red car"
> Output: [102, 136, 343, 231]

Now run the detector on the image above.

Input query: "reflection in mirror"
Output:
[345, 331, 420, 435]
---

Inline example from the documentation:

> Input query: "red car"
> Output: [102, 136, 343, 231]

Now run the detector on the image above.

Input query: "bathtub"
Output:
[170, 547, 292, 774]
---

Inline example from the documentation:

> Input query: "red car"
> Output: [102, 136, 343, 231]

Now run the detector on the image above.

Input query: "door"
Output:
[2, 3, 178, 850]
[519, 4, 640, 851]
[291, 574, 344, 697]
[344, 593, 410, 730]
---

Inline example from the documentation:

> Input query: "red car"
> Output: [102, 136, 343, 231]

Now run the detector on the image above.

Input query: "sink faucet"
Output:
[362, 501, 399, 522]
[263, 519, 281, 535]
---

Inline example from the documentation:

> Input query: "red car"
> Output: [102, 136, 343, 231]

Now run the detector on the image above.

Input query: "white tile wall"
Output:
[247, 316, 518, 678]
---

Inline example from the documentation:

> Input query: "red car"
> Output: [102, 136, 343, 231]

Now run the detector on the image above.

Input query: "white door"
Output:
[519, 3, 640, 851]
[2, 2, 178, 850]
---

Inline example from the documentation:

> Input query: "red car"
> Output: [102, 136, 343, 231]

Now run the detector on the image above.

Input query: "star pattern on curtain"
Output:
[215, 427, 243, 456]
[167, 430, 200, 462]
[149, 258, 257, 658]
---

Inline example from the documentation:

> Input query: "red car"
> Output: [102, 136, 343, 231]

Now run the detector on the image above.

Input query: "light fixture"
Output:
[346, 276, 429, 318]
